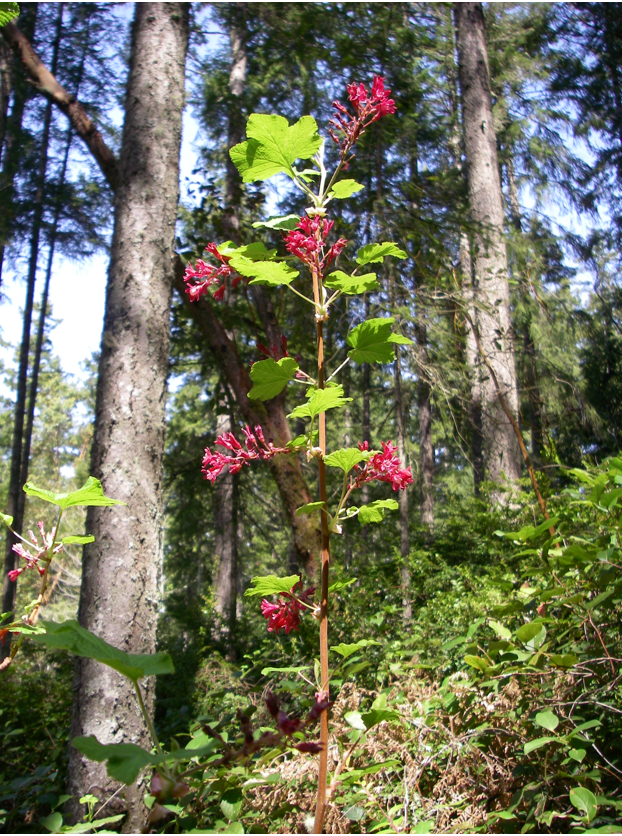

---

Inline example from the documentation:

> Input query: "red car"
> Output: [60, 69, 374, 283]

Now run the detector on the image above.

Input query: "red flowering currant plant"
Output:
[184, 75, 413, 832]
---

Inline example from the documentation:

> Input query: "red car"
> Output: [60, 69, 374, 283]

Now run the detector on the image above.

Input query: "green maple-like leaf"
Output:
[355, 242, 407, 266]
[248, 357, 299, 401]
[288, 385, 352, 420]
[325, 271, 379, 296]
[296, 501, 326, 516]
[331, 639, 381, 658]
[230, 114, 321, 183]
[244, 574, 301, 597]
[347, 318, 413, 364]
[252, 214, 300, 231]
[324, 447, 373, 473]
[23, 477, 125, 509]
[32, 620, 174, 682]
[330, 179, 364, 199]
[357, 499, 399, 524]
[228, 254, 298, 287]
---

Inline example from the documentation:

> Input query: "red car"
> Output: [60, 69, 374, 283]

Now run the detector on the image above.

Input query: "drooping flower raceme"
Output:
[184, 243, 243, 303]
[201, 425, 293, 483]
[351, 441, 414, 492]
[7, 521, 61, 582]
[261, 579, 316, 635]
[329, 75, 397, 161]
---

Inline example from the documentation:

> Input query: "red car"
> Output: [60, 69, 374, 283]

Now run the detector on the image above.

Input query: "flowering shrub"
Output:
[181, 74, 413, 831]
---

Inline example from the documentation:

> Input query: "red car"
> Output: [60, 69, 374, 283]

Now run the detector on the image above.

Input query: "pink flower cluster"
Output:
[201, 424, 292, 483]
[7, 521, 60, 583]
[184, 243, 243, 303]
[261, 578, 315, 634]
[284, 214, 347, 272]
[330, 75, 397, 161]
[351, 440, 414, 492]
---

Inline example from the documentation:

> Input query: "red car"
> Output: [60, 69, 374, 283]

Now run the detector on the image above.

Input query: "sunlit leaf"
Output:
[244, 574, 300, 598]
[248, 357, 299, 401]
[355, 242, 407, 266]
[23, 477, 125, 510]
[329, 179, 364, 199]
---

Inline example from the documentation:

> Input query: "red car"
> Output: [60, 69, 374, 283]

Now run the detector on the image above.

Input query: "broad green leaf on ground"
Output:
[329, 179, 364, 199]
[39, 813, 63, 833]
[23, 477, 125, 509]
[244, 574, 300, 598]
[0, 3, 19, 27]
[296, 501, 325, 516]
[357, 499, 398, 525]
[361, 708, 401, 729]
[534, 710, 559, 731]
[230, 114, 321, 183]
[464, 654, 490, 671]
[324, 447, 373, 473]
[570, 787, 598, 822]
[248, 357, 299, 401]
[53, 814, 125, 833]
[62, 535, 95, 545]
[72, 736, 158, 784]
[499, 516, 559, 541]
[288, 385, 352, 420]
[221, 788, 244, 822]
[331, 639, 381, 658]
[324, 271, 379, 295]
[516, 622, 545, 643]
[489, 620, 512, 640]
[524, 736, 558, 754]
[252, 214, 300, 231]
[347, 318, 414, 364]
[32, 621, 174, 681]
[355, 242, 407, 266]
[328, 578, 357, 593]
[228, 254, 298, 287]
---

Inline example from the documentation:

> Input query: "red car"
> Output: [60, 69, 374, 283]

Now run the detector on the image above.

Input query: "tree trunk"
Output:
[454, 1, 521, 497]
[1, 4, 61, 659]
[67, 5, 189, 829]
[0, 37, 12, 162]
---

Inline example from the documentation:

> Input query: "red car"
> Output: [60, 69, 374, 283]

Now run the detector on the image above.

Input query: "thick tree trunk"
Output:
[0, 38, 12, 162]
[67, 5, 188, 829]
[454, 2, 521, 496]
[1, 5, 61, 659]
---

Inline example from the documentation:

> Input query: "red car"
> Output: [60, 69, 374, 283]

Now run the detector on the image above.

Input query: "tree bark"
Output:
[393, 343, 412, 621]
[454, 2, 521, 497]
[67, 5, 189, 829]
[0, 37, 12, 162]
[1, 4, 61, 659]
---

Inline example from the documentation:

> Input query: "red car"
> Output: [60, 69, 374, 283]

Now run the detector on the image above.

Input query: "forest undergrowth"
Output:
[1, 458, 621, 834]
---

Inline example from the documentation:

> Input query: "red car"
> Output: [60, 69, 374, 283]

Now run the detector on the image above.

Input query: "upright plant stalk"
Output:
[311, 265, 331, 834]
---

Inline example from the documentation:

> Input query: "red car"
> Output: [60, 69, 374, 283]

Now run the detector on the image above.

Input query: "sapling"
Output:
[185, 75, 413, 832]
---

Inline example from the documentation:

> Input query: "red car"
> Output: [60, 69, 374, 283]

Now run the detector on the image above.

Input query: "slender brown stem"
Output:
[311, 266, 331, 835]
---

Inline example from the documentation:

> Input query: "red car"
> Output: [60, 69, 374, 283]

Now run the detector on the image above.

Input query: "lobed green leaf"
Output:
[244, 574, 300, 598]
[230, 114, 321, 183]
[288, 385, 352, 420]
[248, 357, 299, 401]
[329, 179, 364, 199]
[32, 620, 174, 681]
[23, 476, 125, 510]
[347, 318, 413, 364]
[355, 242, 407, 266]
[325, 270, 379, 296]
